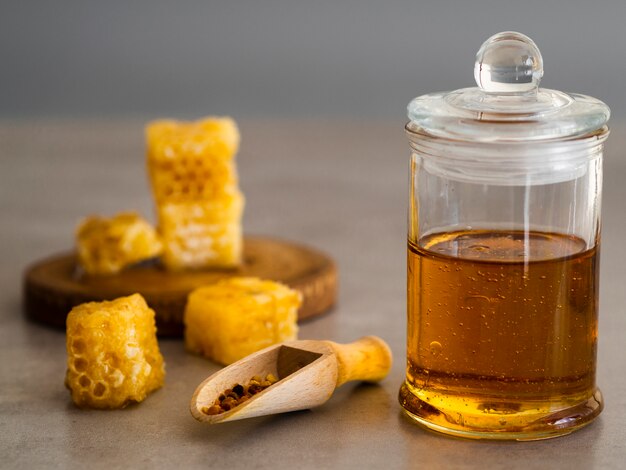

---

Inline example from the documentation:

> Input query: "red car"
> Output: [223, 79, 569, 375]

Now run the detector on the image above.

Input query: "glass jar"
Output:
[398, 32, 610, 440]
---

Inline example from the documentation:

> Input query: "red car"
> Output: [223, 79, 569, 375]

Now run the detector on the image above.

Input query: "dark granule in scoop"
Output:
[201, 373, 279, 415]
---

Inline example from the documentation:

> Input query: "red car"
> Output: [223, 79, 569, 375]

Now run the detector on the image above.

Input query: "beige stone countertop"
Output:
[1, 119, 625, 469]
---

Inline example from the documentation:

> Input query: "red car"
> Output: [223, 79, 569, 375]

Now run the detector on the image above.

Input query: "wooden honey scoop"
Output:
[190, 336, 392, 424]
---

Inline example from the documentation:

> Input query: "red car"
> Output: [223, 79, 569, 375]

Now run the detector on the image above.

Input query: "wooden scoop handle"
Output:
[324, 336, 392, 387]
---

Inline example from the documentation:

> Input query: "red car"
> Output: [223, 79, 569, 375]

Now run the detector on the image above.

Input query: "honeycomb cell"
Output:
[103, 352, 121, 368]
[93, 382, 107, 398]
[78, 375, 91, 388]
[184, 277, 301, 365]
[76, 212, 163, 275]
[71, 339, 85, 355]
[65, 294, 165, 409]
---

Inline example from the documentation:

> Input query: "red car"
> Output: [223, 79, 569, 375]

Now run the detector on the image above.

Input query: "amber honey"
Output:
[399, 230, 602, 439]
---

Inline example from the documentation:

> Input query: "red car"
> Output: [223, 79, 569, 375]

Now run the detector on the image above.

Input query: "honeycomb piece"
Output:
[146, 117, 240, 205]
[76, 212, 162, 275]
[146, 117, 244, 270]
[184, 277, 301, 365]
[158, 192, 244, 270]
[65, 294, 165, 409]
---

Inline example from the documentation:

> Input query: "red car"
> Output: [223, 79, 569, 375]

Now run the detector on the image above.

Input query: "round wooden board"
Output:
[23, 236, 337, 336]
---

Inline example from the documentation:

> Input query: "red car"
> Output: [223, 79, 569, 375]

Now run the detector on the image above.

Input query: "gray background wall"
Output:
[3, 0, 626, 120]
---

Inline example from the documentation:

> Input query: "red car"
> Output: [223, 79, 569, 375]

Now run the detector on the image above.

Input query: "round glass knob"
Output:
[474, 31, 543, 94]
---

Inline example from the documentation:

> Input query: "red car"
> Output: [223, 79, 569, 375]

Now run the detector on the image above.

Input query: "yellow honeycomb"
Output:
[65, 294, 165, 409]
[158, 192, 244, 270]
[146, 118, 240, 203]
[145, 117, 244, 270]
[76, 212, 162, 275]
[184, 277, 301, 365]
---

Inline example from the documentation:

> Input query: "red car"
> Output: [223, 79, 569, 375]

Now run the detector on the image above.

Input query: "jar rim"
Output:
[405, 122, 610, 146]
[406, 124, 608, 186]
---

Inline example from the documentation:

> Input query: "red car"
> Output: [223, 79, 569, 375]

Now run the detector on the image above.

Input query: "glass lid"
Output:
[407, 32, 610, 142]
